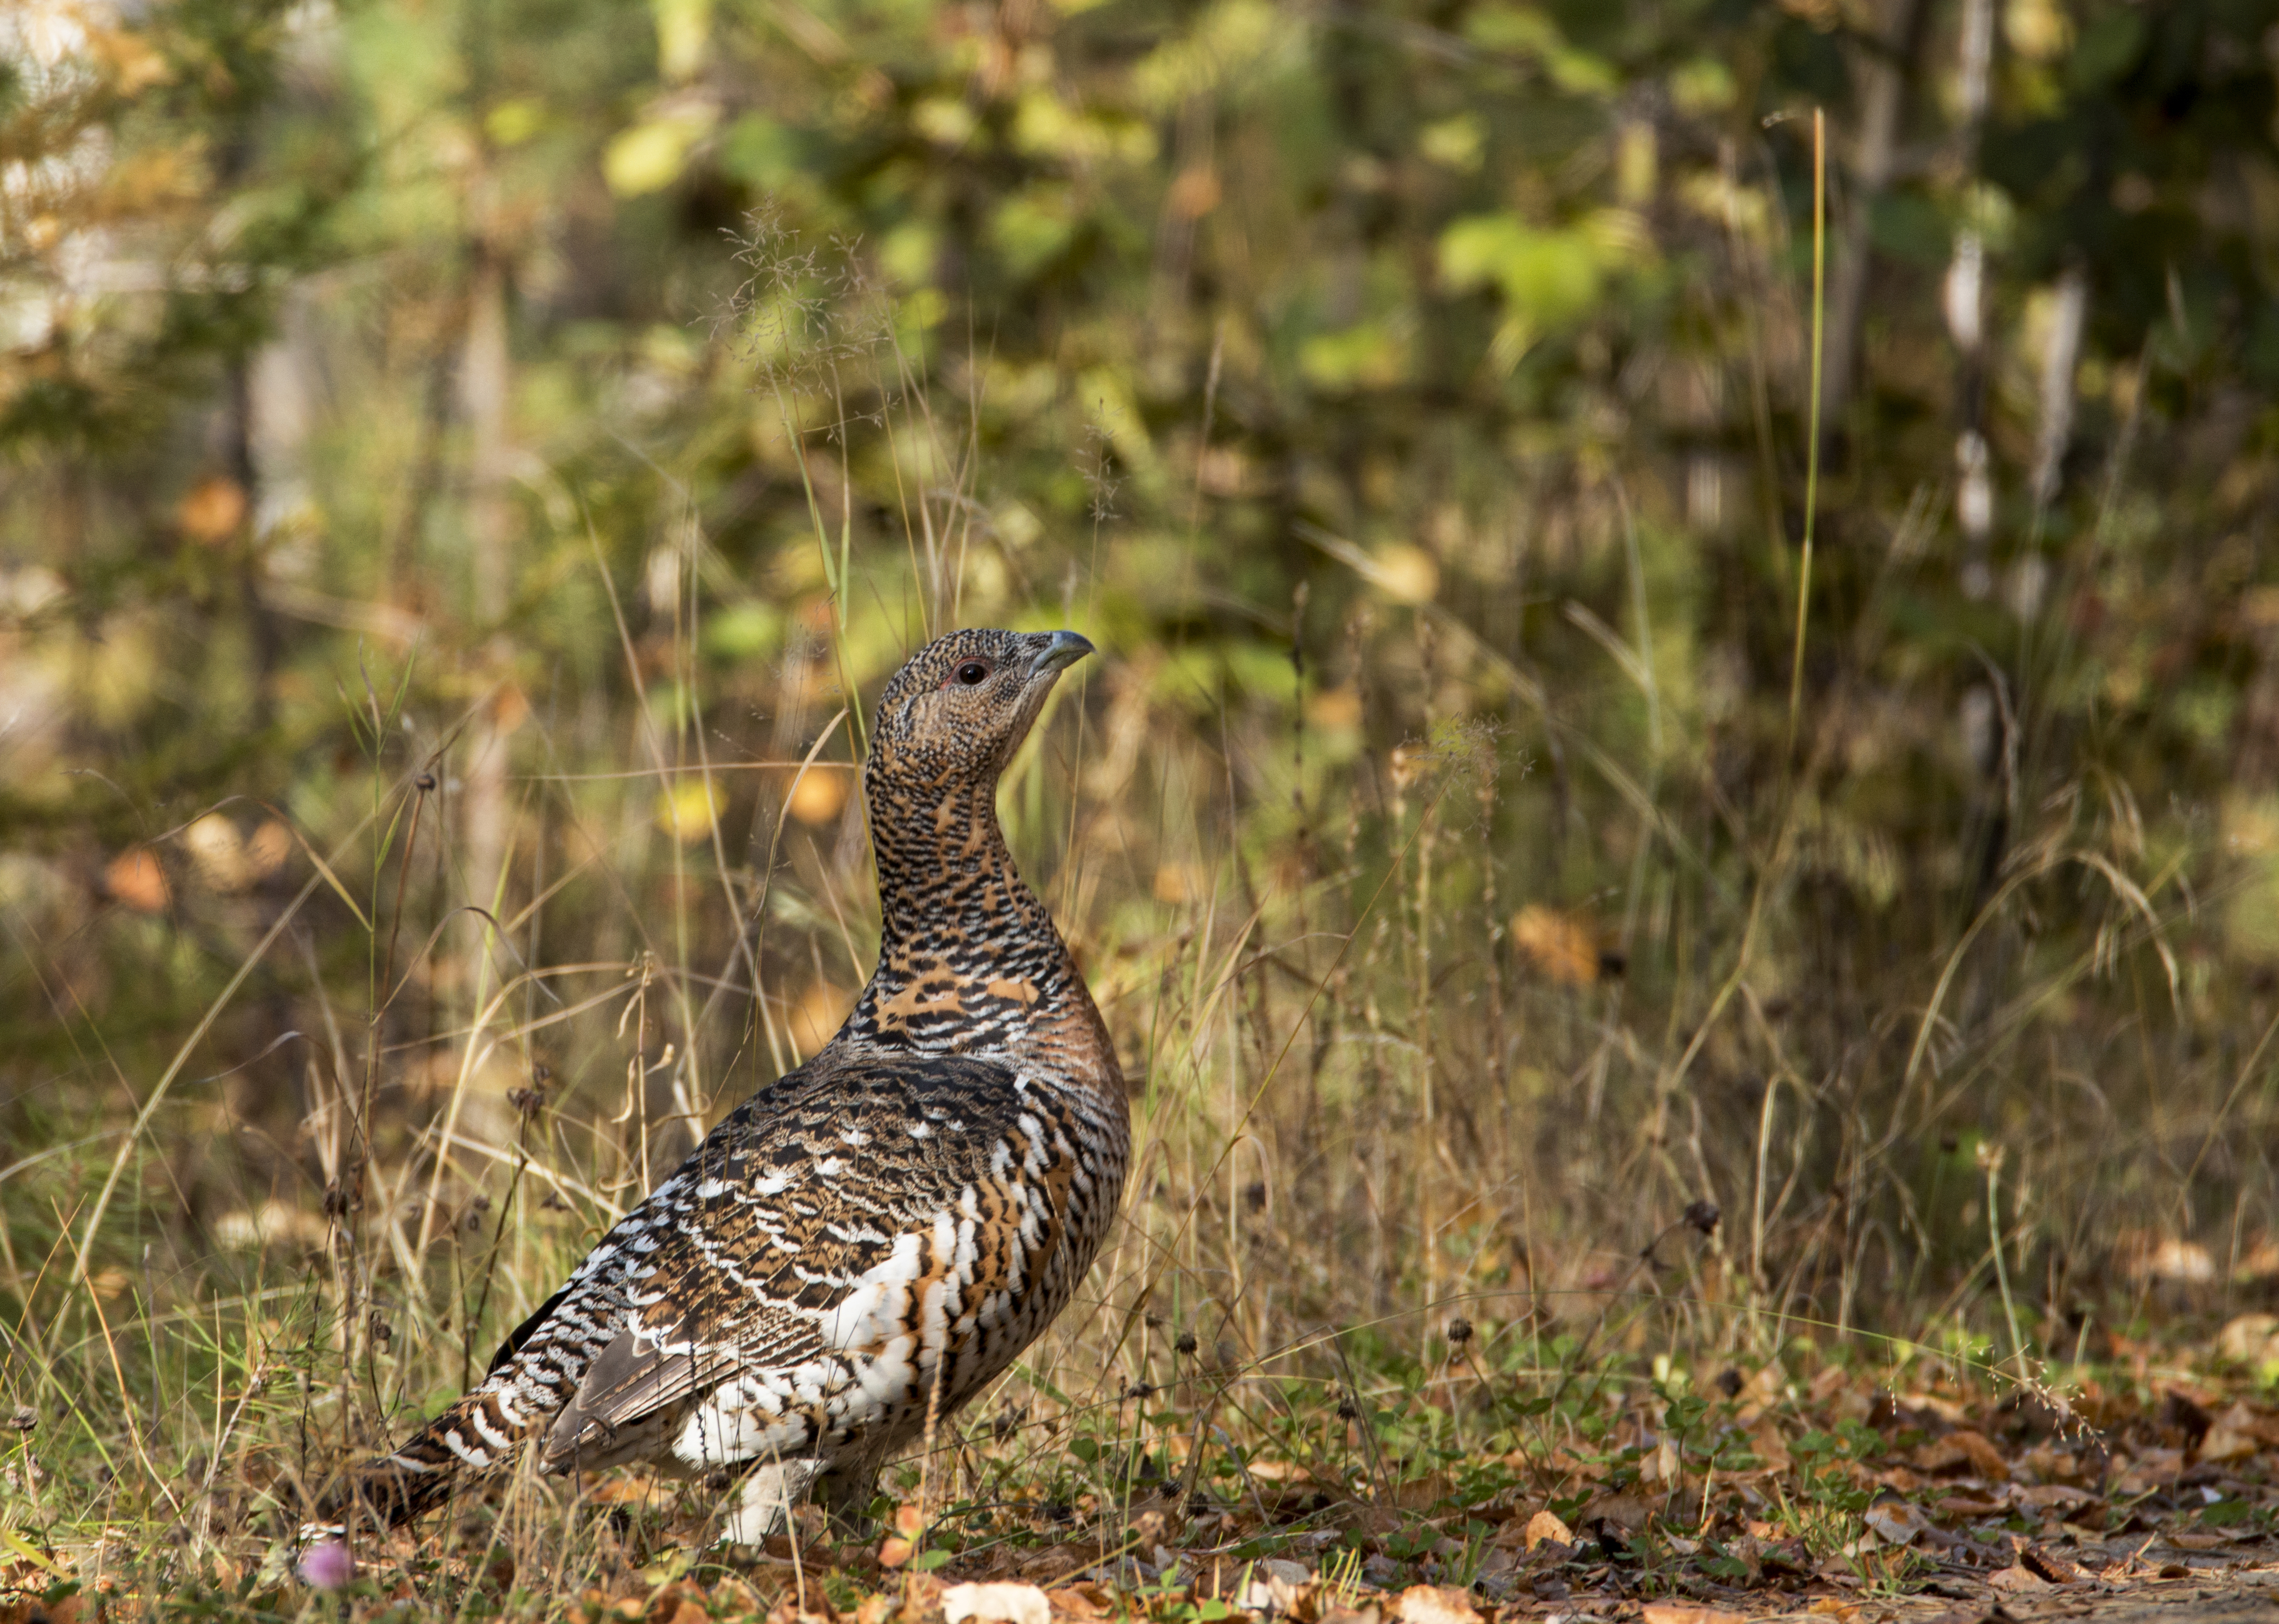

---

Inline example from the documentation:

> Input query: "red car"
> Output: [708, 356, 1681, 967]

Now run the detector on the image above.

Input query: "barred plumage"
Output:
[312, 628, 1126, 1544]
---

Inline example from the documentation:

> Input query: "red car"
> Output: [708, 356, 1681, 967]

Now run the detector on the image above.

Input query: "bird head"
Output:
[865, 627, 1094, 788]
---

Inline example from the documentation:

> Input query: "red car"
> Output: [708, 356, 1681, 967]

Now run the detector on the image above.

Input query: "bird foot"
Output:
[721, 1461, 824, 1546]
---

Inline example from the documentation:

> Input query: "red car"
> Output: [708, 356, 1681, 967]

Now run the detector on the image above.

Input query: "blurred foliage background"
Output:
[6, 0, 2279, 1529]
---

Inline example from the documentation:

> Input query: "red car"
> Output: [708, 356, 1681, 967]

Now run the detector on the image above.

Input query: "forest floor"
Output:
[9, 1315, 2279, 1624]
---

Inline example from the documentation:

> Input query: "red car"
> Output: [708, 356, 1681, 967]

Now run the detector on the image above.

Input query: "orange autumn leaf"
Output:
[1512, 903, 1599, 986]
[177, 476, 247, 544]
[105, 848, 170, 912]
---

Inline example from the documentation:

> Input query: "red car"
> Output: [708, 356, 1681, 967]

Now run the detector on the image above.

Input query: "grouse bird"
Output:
[311, 627, 1126, 1544]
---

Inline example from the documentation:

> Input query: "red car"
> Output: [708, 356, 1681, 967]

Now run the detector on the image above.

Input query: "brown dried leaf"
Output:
[1934, 1493, 2005, 1518]
[1863, 1499, 1932, 1545]
[1749, 1424, 1794, 1473]
[2198, 1425, 2258, 1462]
[1951, 1429, 2011, 1481]
[1511, 904, 1599, 986]
[2218, 1313, 2279, 1365]
[1985, 1566, 2048, 1593]
[1394, 1587, 1479, 1624]
[2019, 1544, 2088, 1584]
[1391, 1473, 1455, 1512]
[1639, 1606, 1746, 1624]
[2013, 1482, 2093, 1513]
[1522, 1509, 1573, 1551]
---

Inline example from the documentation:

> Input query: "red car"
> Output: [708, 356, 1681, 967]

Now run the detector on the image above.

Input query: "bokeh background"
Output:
[5, 0, 2279, 1533]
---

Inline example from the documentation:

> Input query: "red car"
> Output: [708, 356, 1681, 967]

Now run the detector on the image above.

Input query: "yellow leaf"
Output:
[785, 769, 848, 826]
[604, 106, 717, 197]
[654, 782, 723, 844]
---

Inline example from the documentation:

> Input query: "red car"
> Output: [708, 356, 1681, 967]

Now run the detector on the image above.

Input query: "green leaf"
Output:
[1438, 216, 1603, 327]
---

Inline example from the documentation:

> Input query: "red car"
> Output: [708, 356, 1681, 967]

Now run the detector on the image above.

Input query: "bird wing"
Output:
[537, 1049, 1060, 1467]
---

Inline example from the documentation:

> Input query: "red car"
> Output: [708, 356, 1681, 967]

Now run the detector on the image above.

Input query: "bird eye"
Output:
[954, 660, 992, 686]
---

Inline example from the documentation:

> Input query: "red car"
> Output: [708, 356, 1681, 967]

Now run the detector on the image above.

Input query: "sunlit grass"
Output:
[2, 216, 2275, 1621]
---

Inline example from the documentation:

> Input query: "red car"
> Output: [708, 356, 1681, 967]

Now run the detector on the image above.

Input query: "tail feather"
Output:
[309, 1386, 529, 1535]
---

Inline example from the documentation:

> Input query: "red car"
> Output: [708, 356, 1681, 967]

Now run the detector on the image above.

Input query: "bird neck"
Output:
[842, 766, 1109, 1079]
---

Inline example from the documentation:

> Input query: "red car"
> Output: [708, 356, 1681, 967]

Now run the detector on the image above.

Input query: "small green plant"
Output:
[1776, 1423, 1880, 1556]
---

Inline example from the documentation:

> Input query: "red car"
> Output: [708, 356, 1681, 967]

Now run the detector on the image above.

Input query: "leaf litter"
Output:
[14, 1320, 2279, 1623]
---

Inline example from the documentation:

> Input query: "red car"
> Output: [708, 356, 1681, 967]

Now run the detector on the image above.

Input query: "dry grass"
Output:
[3, 230, 2277, 1620]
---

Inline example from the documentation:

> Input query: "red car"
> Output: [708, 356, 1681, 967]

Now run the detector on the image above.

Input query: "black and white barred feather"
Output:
[312, 628, 1125, 1541]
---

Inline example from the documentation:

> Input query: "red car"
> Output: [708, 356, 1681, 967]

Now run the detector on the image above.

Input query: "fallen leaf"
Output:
[2213, 1398, 2279, 1444]
[1585, 1491, 1652, 1531]
[1396, 1585, 1479, 1624]
[1639, 1606, 1746, 1624]
[2198, 1426, 2257, 1462]
[1522, 1509, 1572, 1551]
[1806, 1601, 1858, 1621]
[2123, 1235, 2217, 1283]
[1935, 1493, 2005, 1518]
[2116, 1449, 2184, 1493]
[1985, 1566, 2048, 1593]
[1391, 1472, 1456, 1512]
[1863, 1499, 1932, 1546]
[941, 1582, 1050, 1624]
[1743, 1424, 1793, 1473]
[1757, 1538, 1814, 1575]
[1951, 1429, 2012, 1481]
[2218, 1312, 2279, 1365]
[645, 1584, 707, 1624]
[2019, 1545, 2087, 1584]
[2166, 1532, 2233, 1551]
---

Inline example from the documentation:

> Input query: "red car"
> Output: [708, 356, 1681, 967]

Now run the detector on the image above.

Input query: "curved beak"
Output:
[1030, 629, 1095, 678]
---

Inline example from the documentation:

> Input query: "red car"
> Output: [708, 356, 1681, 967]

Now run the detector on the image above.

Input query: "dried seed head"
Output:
[1682, 1199, 1720, 1237]
[1446, 1316, 1473, 1347]
[1174, 1331, 1198, 1356]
